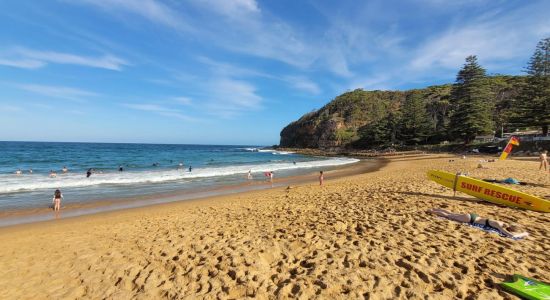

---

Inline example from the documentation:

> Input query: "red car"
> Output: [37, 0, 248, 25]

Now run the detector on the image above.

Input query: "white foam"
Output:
[0, 157, 359, 193]
[257, 149, 294, 155]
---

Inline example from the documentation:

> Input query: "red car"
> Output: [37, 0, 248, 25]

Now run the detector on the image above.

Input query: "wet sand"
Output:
[0, 154, 548, 299]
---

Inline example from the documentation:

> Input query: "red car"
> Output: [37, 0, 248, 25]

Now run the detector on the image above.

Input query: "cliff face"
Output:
[279, 76, 524, 149]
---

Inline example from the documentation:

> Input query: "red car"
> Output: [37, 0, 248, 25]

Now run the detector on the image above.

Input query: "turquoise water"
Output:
[0, 142, 358, 210]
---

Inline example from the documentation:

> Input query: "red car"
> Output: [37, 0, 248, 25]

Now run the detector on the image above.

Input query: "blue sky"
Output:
[0, 0, 549, 145]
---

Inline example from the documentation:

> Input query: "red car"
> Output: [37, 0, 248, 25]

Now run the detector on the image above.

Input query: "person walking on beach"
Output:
[540, 150, 548, 171]
[319, 171, 324, 186]
[269, 171, 273, 183]
[52, 189, 63, 211]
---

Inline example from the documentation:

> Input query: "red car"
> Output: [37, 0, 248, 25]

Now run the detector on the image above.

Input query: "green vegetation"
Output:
[280, 37, 549, 149]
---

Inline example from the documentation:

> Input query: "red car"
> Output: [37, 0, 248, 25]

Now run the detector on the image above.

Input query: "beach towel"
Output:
[465, 222, 525, 240]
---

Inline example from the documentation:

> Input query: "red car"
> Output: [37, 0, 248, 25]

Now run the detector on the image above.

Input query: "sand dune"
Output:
[0, 155, 548, 299]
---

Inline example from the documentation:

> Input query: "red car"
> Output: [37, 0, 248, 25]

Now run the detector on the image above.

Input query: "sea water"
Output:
[0, 141, 358, 211]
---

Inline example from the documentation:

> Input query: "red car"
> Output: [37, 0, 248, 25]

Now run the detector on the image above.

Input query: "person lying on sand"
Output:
[428, 208, 529, 239]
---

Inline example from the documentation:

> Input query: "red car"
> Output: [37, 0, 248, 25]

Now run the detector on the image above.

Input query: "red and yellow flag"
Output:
[499, 136, 520, 160]
[509, 136, 520, 146]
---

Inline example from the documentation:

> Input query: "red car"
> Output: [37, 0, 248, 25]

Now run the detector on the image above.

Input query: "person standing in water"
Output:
[28, 168, 33, 174]
[49, 170, 57, 178]
[15, 169, 22, 176]
[269, 171, 273, 182]
[86, 168, 93, 178]
[62, 166, 68, 173]
[119, 165, 124, 172]
[319, 171, 324, 186]
[540, 150, 548, 171]
[189, 166, 193, 172]
[247, 170, 253, 180]
[52, 189, 63, 211]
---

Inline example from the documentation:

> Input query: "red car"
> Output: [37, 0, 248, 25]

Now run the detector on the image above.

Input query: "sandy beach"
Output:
[0, 154, 548, 299]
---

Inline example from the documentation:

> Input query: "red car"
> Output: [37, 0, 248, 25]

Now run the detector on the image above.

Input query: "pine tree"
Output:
[513, 38, 550, 135]
[449, 55, 494, 143]
[399, 91, 432, 144]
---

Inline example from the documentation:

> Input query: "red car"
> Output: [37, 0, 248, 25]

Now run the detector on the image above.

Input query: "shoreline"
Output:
[0, 158, 385, 227]
[0, 154, 548, 299]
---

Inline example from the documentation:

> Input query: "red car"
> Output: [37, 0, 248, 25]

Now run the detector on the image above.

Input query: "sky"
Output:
[0, 0, 549, 145]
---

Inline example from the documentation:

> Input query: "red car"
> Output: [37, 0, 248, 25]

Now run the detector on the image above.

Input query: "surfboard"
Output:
[427, 170, 550, 213]
[500, 274, 550, 300]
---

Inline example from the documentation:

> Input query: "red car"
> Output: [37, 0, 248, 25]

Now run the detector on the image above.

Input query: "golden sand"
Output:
[0, 155, 548, 299]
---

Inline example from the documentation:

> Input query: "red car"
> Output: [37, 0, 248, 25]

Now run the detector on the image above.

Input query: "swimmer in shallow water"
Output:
[62, 166, 68, 173]
[15, 169, 22, 176]
[52, 189, 63, 211]
[49, 170, 57, 178]
[86, 168, 93, 178]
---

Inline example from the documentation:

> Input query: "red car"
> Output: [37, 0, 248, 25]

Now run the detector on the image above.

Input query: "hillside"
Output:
[279, 76, 526, 149]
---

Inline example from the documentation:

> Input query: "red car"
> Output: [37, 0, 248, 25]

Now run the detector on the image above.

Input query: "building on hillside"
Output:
[473, 135, 495, 143]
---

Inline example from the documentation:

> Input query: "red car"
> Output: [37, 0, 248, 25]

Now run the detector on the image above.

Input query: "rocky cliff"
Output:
[279, 76, 524, 149]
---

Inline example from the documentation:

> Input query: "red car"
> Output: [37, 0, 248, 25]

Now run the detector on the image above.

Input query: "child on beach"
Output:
[540, 150, 548, 171]
[428, 208, 528, 239]
[319, 171, 324, 186]
[52, 189, 63, 211]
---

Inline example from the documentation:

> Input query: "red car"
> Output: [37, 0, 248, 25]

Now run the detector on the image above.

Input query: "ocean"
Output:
[0, 141, 358, 212]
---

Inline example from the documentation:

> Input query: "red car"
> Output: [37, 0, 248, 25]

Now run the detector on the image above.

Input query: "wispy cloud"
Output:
[409, 5, 550, 72]
[0, 47, 128, 70]
[0, 58, 45, 69]
[0, 104, 23, 112]
[190, 0, 259, 19]
[173, 97, 192, 106]
[122, 103, 197, 122]
[17, 84, 97, 101]
[283, 76, 321, 95]
[201, 78, 262, 118]
[66, 0, 189, 31]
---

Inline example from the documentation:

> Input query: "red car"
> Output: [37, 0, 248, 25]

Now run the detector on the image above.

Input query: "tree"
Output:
[512, 38, 550, 135]
[399, 91, 432, 144]
[449, 55, 494, 143]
